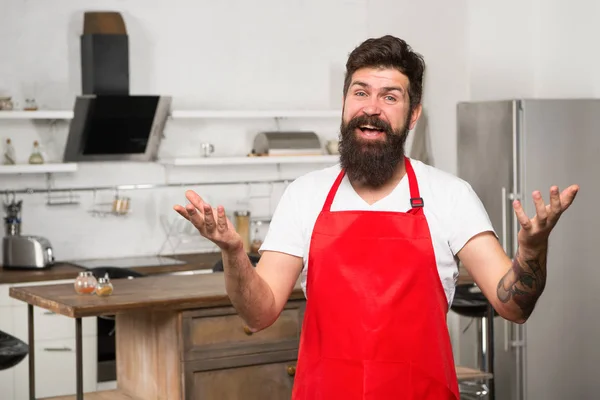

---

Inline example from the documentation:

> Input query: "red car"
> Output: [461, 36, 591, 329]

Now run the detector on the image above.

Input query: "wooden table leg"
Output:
[28, 304, 35, 400]
[75, 317, 83, 400]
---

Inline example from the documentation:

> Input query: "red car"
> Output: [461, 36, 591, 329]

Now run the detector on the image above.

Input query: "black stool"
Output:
[0, 330, 28, 371]
[451, 284, 496, 399]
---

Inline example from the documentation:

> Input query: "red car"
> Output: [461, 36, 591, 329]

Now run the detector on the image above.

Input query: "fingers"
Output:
[532, 190, 548, 225]
[173, 205, 190, 221]
[174, 191, 230, 238]
[513, 199, 533, 230]
[203, 204, 216, 233]
[185, 202, 205, 228]
[185, 190, 205, 210]
[216, 206, 228, 232]
[559, 184, 579, 212]
[547, 186, 562, 223]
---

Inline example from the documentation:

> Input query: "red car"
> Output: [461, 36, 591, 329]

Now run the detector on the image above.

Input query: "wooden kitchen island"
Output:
[9, 272, 491, 400]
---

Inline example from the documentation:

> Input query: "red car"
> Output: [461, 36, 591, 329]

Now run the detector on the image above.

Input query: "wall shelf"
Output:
[169, 110, 340, 119]
[0, 109, 340, 120]
[0, 163, 78, 174]
[0, 110, 74, 120]
[160, 155, 339, 166]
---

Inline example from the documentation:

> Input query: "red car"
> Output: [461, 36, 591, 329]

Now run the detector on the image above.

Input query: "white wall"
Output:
[0, 0, 471, 262]
[367, 0, 469, 173]
[0, 0, 367, 260]
[467, 0, 538, 101]
[534, 0, 600, 98]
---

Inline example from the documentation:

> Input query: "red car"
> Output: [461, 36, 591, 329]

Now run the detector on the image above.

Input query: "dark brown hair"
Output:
[343, 35, 426, 111]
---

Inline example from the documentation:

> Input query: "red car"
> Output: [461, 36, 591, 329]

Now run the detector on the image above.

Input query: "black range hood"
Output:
[63, 12, 171, 163]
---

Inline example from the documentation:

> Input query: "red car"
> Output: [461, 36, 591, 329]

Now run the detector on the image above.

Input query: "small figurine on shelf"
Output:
[28, 140, 44, 164]
[3, 138, 16, 165]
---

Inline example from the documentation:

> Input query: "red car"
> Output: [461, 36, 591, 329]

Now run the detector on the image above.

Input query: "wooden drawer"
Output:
[182, 300, 304, 361]
[184, 351, 297, 400]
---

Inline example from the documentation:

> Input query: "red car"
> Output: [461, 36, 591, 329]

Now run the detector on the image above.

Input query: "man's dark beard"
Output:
[338, 114, 410, 188]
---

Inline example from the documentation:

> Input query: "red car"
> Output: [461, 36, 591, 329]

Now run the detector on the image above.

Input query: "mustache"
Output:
[344, 115, 393, 134]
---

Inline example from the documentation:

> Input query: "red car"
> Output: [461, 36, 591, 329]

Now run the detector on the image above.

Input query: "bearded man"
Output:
[174, 35, 579, 399]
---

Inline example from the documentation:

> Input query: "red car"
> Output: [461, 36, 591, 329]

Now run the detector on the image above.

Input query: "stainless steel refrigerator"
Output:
[456, 99, 599, 400]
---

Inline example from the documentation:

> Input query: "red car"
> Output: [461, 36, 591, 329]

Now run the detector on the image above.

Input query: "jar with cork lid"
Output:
[234, 210, 251, 253]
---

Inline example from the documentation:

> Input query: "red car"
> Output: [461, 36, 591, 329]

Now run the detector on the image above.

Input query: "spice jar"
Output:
[95, 277, 114, 297]
[28, 140, 44, 164]
[234, 211, 251, 253]
[250, 225, 263, 254]
[74, 271, 97, 295]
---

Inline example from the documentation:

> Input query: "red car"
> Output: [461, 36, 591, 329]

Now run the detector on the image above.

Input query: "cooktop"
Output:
[68, 255, 187, 269]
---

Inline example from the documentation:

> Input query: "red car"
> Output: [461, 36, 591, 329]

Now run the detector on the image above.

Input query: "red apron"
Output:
[291, 157, 459, 400]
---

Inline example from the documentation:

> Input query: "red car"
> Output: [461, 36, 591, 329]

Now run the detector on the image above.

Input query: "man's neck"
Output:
[349, 158, 407, 206]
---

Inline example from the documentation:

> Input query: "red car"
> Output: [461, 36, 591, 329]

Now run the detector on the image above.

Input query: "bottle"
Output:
[234, 211, 251, 253]
[3, 138, 16, 165]
[28, 140, 44, 164]
[95, 276, 114, 297]
[250, 225, 263, 254]
[74, 271, 98, 295]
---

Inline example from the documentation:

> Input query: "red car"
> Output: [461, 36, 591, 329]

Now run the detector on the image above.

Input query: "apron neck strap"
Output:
[323, 157, 423, 212]
[404, 157, 424, 209]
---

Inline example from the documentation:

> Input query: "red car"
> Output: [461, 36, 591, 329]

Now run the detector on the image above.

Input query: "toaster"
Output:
[2, 236, 55, 269]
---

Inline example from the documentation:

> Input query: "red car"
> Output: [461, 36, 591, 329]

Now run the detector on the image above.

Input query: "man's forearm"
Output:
[221, 245, 277, 331]
[497, 247, 548, 323]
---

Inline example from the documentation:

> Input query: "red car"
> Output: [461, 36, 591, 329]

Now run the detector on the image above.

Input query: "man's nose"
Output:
[361, 99, 382, 116]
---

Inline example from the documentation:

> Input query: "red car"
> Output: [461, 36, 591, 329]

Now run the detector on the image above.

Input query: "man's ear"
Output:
[408, 104, 422, 130]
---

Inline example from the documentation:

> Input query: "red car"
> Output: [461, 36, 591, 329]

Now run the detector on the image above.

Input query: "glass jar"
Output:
[28, 140, 44, 164]
[74, 271, 97, 295]
[4, 138, 16, 165]
[95, 277, 114, 297]
[234, 211, 251, 253]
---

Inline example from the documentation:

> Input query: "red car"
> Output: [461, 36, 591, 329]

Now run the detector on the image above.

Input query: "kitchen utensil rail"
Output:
[2, 178, 291, 196]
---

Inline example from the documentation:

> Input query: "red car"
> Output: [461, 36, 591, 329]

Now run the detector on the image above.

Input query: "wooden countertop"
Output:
[0, 252, 222, 284]
[9, 272, 306, 318]
[1, 252, 476, 287]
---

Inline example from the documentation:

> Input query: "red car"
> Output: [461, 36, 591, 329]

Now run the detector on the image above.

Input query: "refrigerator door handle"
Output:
[501, 187, 510, 352]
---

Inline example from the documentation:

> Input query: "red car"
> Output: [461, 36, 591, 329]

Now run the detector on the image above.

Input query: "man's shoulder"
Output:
[287, 163, 342, 193]
[411, 158, 474, 193]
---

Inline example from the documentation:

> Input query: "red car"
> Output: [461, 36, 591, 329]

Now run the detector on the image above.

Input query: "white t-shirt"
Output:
[259, 158, 495, 306]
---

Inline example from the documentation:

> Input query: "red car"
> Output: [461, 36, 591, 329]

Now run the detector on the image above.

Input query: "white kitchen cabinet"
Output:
[13, 335, 97, 400]
[1, 280, 98, 399]
[0, 284, 11, 306]
[0, 369, 15, 400]
[0, 305, 14, 334]
[0, 305, 16, 400]
[12, 305, 96, 342]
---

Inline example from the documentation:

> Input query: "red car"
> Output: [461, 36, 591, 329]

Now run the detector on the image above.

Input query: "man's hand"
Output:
[514, 185, 579, 257]
[173, 190, 243, 252]
[497, 184, 579, 321]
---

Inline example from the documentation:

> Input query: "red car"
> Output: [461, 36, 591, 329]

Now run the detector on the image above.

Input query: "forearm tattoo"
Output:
[497, 250, 547, 318]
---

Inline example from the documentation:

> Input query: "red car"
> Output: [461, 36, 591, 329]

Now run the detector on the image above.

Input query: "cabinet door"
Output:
[189, 361, 296, 400]
[13, 336, 97, 400]
[12, 305, 96, 342]
[0, 306, 15, 400]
